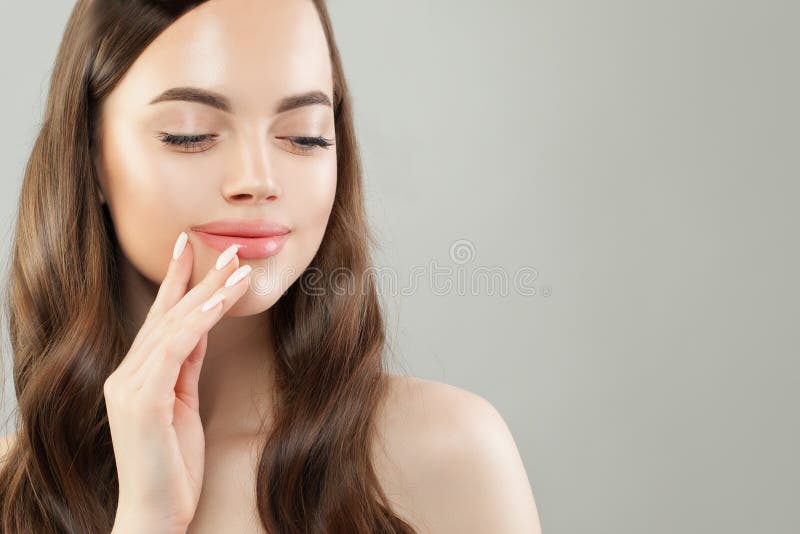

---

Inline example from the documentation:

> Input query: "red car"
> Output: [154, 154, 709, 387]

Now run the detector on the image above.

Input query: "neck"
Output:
[199, 310, 276, 439]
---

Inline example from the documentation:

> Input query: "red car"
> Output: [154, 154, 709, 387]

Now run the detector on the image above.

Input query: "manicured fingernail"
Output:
[172, 232, 188, 260]
[215, 244, 240, 270]
[224, 264, 252, 288]
[201, 292, 225, 312]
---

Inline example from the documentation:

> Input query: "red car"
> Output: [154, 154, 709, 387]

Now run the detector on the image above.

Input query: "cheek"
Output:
[280, 160, 336, 270]
[285, 162, 336, 278]
[286, 160, 337, 243]
[101, 134, 206, 285]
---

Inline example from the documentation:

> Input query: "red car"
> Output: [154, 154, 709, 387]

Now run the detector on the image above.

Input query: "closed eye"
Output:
[156, 133, 335, 154]
[278, 135, 336, 153]
[156, 132, 217, 152]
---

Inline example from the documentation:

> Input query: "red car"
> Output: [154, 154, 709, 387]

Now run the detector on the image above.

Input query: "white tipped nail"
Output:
[201, 292, 225, 312]
[215, 244, 240, 270]
[224, 264, 252, 288]
[172, 232, 188, 260]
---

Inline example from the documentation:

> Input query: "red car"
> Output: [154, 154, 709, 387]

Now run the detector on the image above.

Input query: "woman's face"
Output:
[95, 0, 336, 316]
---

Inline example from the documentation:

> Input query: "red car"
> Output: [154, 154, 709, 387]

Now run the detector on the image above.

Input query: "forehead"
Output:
[107, 0, 332, 115]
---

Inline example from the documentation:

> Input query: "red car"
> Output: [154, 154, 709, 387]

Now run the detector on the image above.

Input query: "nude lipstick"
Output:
[191, 219, 290, 260]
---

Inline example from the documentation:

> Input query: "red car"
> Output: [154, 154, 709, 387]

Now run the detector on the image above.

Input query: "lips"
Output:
[190, 219, 290, 260]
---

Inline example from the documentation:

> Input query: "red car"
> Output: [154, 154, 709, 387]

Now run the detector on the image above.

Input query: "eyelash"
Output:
[156, 133, 335, 153]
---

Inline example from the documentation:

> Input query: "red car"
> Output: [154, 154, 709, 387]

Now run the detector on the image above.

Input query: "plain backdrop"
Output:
[1, 2, 798, 533]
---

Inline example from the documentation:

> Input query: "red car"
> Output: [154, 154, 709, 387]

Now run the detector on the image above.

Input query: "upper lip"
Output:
[191, 219, 291, 238]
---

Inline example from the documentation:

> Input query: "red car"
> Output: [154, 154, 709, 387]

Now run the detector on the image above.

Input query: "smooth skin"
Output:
[2, 0, 543, 532]
[107, 238, 252, 533]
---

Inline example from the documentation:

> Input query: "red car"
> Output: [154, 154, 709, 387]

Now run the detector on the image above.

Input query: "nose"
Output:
[221, 130, 282, 204]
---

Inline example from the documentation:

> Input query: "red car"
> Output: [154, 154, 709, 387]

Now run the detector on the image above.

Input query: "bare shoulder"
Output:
[373, 374, 542, 534]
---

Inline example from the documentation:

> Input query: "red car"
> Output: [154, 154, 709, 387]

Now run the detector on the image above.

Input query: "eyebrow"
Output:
[148, 87, 332, 114]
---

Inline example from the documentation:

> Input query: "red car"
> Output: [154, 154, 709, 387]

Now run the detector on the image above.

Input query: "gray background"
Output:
[2, 1, 798, 533]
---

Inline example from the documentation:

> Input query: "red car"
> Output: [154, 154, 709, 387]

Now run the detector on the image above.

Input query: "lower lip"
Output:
[193, 231, 289, 259]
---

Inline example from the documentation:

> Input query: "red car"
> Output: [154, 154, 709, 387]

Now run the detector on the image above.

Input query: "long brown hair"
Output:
[0, 1, 415, 532]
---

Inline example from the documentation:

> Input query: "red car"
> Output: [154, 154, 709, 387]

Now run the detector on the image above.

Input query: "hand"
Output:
[104, 232, 252, 532]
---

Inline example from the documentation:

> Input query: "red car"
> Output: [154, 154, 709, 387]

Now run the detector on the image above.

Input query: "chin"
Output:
[224, 290, 284, 317]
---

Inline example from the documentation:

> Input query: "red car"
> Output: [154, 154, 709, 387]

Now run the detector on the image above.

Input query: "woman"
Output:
[0, 0, 542, 532]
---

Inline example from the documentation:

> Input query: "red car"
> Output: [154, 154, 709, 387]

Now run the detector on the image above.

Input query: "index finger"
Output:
[149, 231, 193, 319]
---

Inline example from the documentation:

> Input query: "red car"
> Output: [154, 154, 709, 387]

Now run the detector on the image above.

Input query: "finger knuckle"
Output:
[163, 326, 199, 359]
[103, 374, 121, 400]
[160, 308, 178, 328]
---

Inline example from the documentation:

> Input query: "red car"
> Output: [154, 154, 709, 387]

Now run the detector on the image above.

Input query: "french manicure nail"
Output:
[201, 292, 225, 312]
[224, 264, 252, 288]
[215, 244, 240, 270]
[172, 232, 188, 260]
